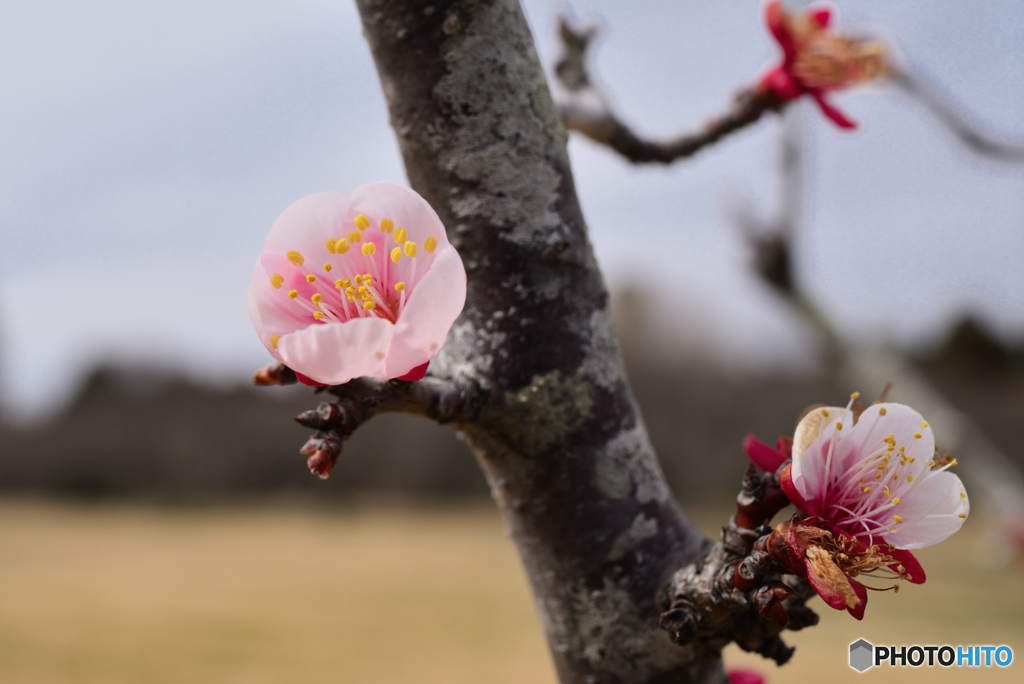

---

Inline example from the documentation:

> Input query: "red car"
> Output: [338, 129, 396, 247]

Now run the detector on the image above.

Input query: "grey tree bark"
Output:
[350, 1, 723, 682]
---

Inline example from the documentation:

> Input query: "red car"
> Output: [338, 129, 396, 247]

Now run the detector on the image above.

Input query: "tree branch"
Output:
[659, 466, 819, 666]
[891, 66, 1024, 163]
[350, 1, 740, 681]
[291, 375, 484, 478]
[554, 17, 786, 164]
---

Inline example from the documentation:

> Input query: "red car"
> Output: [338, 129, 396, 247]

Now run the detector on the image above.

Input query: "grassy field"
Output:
[0, 499, 1021, 683]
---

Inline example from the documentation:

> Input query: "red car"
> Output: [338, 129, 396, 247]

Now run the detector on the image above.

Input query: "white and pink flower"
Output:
[745, 400, 968, 619]
[781, 402, 968, 551]
[248, 182, 466, 386]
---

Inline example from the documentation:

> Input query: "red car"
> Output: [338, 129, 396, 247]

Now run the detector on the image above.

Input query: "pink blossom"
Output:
[248, 182, 466, 386]
[758, 1, 887, 129]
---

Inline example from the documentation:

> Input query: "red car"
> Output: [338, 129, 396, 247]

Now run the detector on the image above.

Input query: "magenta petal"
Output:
[805, 560, 849, 611]
[743, 434, 786, 473]
[846, 577, 868, 620]
[760, 66, 803, 100]
[295, 371, 327, 387]
[887, 548, 926, 585]
[810, 7, 832, 28]
[765, 1, 798, 63]
[812, 92, 858, 129]
[728, 668, 765, 684]
[396, 361, 429, 382]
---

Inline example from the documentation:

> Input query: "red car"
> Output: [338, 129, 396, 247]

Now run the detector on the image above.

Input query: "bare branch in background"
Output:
[555, 17, 787, 164]
[891, 66, 1024, 163]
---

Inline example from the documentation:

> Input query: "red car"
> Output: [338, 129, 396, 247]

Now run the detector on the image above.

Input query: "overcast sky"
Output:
[2, 1, 1023, 417]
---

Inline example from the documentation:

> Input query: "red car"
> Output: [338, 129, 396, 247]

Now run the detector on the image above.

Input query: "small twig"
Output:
[290, 375, 484, 478]
[891, 66, 1024, 163]
[555, 17, 786, 164]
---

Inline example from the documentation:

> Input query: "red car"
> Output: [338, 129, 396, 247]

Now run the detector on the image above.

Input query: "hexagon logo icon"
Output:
[850, 639, 874, 672]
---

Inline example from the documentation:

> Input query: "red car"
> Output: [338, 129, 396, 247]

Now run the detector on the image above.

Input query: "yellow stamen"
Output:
[914, 432, 922, 439]
[850, 391, 860, 400]
[391, 247, 402, 263]
[313, 311, 324, 320]
[286, 250, 304, 266]
[894, 515, 903, 524]
[960, 492, 965, 499]
[959, 513, 966, 519]
[354, 214, 370, 230]
[921, 421, 929, 428]
[861, 487, 871, 493]
[907, 475, 914, 482]
[875, 473, 882, 480]
[879, 407, 887, 416]
[394, 227, 407, 243]
[287, 290, 298, 299]
[893, 497, 901, 505]
[325, 238, 338, 254]
[404, 241, 417, 257]
[836, 422, 843, 431]
[425, 236, 437, 253]
[335, 279, 344, 289]
[395, 281, 405, 291]
[270, 334, 281, 349]
[363, 272, 371, 281]
[380, 218, 393, 233]
[950, 459, 958, 467]
[363, 301, 376, 311]
[311, 293, 322, 305]
[822, 409, 829, 417]
[362, 243, 376, 256]
[323, 263, 332, 272]
[306, 274, 316, 283]
[354, 275, 363, 284]
[883, 487, 890, 498]
[336, 239, 350, 254]
[270, 273, 284, 289]
[347, 230, 361, 244]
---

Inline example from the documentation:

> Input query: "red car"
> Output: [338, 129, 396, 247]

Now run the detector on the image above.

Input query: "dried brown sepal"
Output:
[752, 581, 794, 627]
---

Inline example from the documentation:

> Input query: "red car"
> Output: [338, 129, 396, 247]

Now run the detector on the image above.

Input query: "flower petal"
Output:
[809, 7, 832, 28]
[811, 92, 858, 129]
[262, 192, 352, 262]
[886, 470, 968, 550]
[887, 548, 926, 585]
[765, 1, 798, 63]
[779, 463, 818, 516]
[348, 181, 450, 249]
[845, 576, 868, 620]
[385, 246, 467, 378]
[728, 668, 765, 684]
[804, 547, 855, 611]
[791, 406, 852, 502]
[277, 317, 394, 385]
[743, 434, 786, 473]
